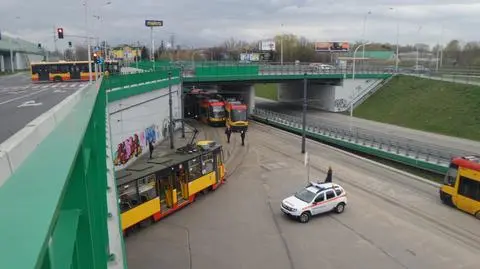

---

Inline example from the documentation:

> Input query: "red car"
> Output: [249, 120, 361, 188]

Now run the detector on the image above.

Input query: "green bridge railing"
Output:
[0, 80, 125, 268]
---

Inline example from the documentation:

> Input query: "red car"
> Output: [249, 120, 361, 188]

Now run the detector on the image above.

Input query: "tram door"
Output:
[178, 163, 189, 200]
[214, 150, 221, 184]
[157, 169, 174, 209]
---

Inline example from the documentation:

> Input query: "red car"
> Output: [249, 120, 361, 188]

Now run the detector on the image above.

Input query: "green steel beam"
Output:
[0, 83, 105, 269]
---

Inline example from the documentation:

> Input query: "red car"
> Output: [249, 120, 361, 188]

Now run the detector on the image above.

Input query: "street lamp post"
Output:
[280, 23, 284, 65]
[301, 73, 308, 154]
[389, 7, 400, 72]
[415, 25, 422, 68]
[361, 11, 371, 59]
[351, 42, 370, 118]
[84, 0, 92, 84]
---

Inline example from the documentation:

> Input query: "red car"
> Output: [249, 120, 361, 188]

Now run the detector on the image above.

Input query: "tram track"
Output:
[190, 121, 250, 179]
[251, 122, 480, 253]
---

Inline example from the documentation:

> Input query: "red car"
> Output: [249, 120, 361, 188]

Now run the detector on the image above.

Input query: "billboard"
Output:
[240, 53, 261, 62]
[145, 20, 163, 27]
[259, 40, 276, 51]
[314, 42, 350, 52]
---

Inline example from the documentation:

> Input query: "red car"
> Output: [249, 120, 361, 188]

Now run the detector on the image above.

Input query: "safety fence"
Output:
[0, 81, 125, 269]
[251, 108, 457, 175]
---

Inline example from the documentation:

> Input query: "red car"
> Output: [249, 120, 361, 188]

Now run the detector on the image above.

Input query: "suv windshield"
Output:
[294, 188, 316, 203]
[231, 109, 247, 121]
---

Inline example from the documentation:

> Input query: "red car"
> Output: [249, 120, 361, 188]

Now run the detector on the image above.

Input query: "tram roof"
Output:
[115, 143, 222, 186]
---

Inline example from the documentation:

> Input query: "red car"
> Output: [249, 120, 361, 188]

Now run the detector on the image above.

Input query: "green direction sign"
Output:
[145, 20, 163, 27]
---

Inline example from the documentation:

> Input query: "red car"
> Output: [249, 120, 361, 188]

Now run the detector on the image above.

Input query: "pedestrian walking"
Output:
[148, 141, 154, 159]
[225, 127, 232, 143]
[240, 130, 246, 146]
[324, 166, 333, 183]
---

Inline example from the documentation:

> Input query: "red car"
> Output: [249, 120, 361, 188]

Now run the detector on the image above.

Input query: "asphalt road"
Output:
[255, 98, 480, 156]
[124, 123, 480, 269]
[0, 73, 87, 143]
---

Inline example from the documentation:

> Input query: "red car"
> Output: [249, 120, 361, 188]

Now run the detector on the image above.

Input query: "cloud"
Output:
[1, 0, 479, 50]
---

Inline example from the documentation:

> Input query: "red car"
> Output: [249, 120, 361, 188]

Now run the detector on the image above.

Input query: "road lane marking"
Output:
[41, 85, 50, 89]
[0, 87, 53, 106]
[18, 100, 43, 107]
[54, 89, 67, 93]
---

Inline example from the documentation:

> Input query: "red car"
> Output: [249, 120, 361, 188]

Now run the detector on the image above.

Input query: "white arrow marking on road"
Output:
[54, 89, 66, 93]
[18, 100, 43, 107]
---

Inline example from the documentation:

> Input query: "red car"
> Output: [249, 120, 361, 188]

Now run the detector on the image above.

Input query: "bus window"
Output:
[444, 163, 458, 187]
[202, 152, 214, 175]
[458, 176, 480, 202]
[137, 174, 157, 202]
[188, 157, 202, 181]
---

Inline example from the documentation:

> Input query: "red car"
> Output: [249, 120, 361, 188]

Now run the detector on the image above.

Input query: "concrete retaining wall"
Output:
[108, 83, 182, 171]
[0, 81, 95, 187]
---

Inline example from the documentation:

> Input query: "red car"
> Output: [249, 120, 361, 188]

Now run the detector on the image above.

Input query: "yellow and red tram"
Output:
[117, 140, 226, 232]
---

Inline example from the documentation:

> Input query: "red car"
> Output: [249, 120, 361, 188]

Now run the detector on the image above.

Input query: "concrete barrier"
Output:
[0, 82, 96, 187]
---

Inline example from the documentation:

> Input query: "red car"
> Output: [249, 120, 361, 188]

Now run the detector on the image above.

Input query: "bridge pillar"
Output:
[0, 55, 4, 72]
[277, 82, 336, 111]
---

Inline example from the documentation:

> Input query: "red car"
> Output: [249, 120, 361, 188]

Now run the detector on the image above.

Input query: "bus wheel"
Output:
[475, 211, 480, 220]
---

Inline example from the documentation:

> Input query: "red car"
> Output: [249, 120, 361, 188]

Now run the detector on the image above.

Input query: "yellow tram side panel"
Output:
[456, 167, 480, 214]
[121, 197, 161, 230]
[188, 172, 217, 195]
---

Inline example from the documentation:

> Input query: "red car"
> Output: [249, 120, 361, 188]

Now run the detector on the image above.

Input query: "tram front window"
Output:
[231, 109, 247, 121]
[210, 106, 225, 119]
[444, 164, 458, 187]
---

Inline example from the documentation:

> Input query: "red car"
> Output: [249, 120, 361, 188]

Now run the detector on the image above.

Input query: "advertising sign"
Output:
[145, 20, 164, 27]
[240, 53, 261, 62]
[314, 42, 350, 52]
[259, 40, 276, 51]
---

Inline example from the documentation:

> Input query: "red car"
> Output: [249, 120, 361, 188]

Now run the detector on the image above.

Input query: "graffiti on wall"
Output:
[113, 124, 161, 167]
[334, 98, 349, 111]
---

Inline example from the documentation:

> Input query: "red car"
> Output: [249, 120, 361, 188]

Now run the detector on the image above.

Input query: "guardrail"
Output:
[0, 82, 125, 268]
[251, 108, 452, 175]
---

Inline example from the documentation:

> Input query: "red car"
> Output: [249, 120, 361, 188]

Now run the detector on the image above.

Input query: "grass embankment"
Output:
[355, 75, 480, 141]
[255, 84, 278, 100]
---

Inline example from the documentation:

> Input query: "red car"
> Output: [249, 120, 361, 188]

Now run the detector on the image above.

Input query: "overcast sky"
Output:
[1, 0, 479, 50]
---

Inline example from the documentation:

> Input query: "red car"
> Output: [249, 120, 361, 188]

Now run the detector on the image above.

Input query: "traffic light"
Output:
[57, 28, 64, 39]
[68, 41, 72, 48]
[38, 43, 41, 48]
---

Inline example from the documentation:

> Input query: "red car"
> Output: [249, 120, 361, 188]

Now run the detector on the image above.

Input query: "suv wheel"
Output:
[299, 212, 311, 223]
[335, 203, 346, 214]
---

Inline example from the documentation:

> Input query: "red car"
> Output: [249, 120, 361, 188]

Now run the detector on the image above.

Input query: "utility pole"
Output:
[169, 33, 175, 61]
[180, 66, 185, 138]
[53, 26, 58, 53]
[168, 71, 174, 149]
[84, 0, 92, 84]
[301, 73, 308, 154]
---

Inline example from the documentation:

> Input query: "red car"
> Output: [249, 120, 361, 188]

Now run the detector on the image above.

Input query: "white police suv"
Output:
[281, 181, 347, 223]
